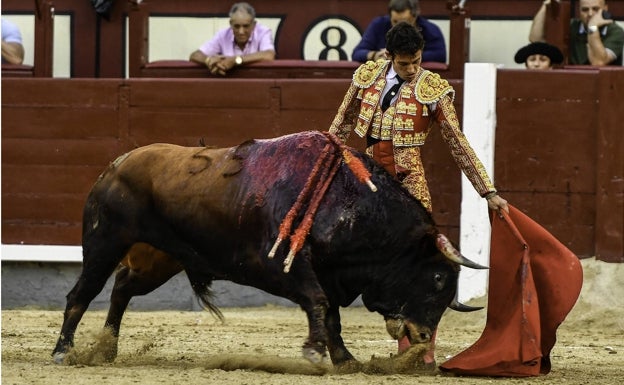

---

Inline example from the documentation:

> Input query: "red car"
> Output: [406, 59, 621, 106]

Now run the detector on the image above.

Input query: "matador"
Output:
[330, 58, 499, 212]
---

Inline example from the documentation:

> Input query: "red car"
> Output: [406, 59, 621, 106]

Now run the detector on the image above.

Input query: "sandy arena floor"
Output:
[2, 258, 623, 384]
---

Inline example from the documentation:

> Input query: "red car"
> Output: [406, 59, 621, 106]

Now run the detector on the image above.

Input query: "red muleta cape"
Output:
[439, 204, 583, 377]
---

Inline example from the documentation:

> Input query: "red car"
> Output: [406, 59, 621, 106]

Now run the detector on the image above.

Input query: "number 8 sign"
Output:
[301, 17, 362, 61]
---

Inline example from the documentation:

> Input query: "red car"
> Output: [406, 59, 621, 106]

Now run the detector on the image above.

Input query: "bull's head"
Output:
[361, 232, 486, 347]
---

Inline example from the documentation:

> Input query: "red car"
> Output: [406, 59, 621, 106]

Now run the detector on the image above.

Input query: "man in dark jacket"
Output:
[352, 0, 446, 63]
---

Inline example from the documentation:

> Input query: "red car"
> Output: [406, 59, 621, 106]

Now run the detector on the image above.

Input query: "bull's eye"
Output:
[434, 273, 445, 289]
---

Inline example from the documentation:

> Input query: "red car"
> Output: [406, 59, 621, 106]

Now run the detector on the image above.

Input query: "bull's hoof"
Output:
[333, 359, 364, 374]
[102, 345, 119, 363]
[52, 352, 65, 365]
[302, 346, 328, 365]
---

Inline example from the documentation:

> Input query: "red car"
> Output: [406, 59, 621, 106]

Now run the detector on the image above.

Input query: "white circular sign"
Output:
[302, 17, 362, 61]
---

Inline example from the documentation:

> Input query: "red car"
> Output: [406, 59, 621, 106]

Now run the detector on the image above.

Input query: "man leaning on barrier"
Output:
[189, 2, 276, 76]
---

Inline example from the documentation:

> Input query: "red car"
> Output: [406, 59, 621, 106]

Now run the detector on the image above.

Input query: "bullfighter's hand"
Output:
[487, 194, 509, 215]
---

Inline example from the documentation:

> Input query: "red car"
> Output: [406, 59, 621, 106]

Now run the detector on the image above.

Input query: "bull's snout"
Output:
[385, 318, 432, 344]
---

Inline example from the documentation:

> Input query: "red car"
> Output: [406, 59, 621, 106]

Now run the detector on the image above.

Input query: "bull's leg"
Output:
[324, 305, 356, 365]
[52, 240, 129, 364]
[300, 299, 330, 364]
[283, 249, 332, 365]
[103, 247, 182, 362]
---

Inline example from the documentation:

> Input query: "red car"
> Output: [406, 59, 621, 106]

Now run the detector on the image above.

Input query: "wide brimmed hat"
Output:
[514, 42, 564, 65]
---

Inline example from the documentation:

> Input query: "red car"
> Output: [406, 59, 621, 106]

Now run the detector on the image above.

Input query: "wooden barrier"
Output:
[1, 64, 36, 77]
[0, 77, 464, 248]
[2, 69, 623, 261]
[134, 60, 451, 79]
[495, 68, 623, 262]
[544, 0, 572, 65]
[137, 60, 360, 79]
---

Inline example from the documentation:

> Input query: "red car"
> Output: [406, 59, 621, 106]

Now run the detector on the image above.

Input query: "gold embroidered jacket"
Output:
[329, 59, 496, 196]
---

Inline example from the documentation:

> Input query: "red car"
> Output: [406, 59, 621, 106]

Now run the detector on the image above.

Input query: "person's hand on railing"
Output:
[204, 55, 243, 76]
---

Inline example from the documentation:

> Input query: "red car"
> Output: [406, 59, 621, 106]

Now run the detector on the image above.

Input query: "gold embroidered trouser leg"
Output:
[394, 146, 431, 212]
[366, 143, 432, 212]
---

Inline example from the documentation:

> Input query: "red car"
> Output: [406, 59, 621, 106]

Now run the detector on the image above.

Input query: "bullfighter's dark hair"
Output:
[385, 21, 425, 57]
[229, 2, 256, 19]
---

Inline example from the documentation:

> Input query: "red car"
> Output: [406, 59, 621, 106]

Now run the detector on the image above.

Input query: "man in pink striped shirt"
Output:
[190, 2, 276, 76]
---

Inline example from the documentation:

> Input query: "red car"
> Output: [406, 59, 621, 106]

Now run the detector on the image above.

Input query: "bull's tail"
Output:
[189, 279, 224, 322]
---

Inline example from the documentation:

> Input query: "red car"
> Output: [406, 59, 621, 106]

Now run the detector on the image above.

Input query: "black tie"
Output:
[381, 76, 404, 111]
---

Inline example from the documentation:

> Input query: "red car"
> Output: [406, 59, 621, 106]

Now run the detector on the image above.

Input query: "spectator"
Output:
[189, 2, 275, 76]
[514, 41, 564, 69]
[352, 0, 446, 63]
[2, 18, 25, 65]
[529, 0, 624, 66]
[330, 22, 508, 368]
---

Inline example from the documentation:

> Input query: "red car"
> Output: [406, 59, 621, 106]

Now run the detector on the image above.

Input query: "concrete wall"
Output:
[0, 261, 302, 311]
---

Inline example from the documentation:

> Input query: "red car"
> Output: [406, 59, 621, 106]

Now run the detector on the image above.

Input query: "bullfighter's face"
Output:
[390, 51, 422, 83]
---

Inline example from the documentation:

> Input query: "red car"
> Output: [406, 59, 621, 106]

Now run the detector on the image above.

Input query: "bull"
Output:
[52, 131, 484, 366]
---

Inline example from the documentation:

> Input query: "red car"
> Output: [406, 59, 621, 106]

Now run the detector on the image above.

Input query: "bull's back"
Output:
[104, 143, 237, 204]
[82, 132, 434, 279]
[113, 138, 325, 200]
[88, 135, 326, 231]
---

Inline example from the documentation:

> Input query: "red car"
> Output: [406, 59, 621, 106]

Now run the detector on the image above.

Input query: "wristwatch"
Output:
[235, 55, 243, 65]
[588, 25, 598, 34]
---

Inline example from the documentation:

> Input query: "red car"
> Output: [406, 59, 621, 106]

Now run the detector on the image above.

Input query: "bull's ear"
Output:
[449, 297, 483, 312]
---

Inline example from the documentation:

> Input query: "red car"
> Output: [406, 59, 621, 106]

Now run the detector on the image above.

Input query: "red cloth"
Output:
[439, 204, 583, 376]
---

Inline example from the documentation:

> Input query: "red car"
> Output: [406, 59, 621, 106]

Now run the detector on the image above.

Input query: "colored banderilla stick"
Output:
[269, 132, 378, 273]
[324, 132, 377, 192]
[283, 155, 341, 273]
[268, 143, 333, 259]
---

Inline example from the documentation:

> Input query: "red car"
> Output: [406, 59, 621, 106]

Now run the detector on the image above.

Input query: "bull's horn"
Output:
[436, 234, 488, 269]
[449, 297, 484, 312]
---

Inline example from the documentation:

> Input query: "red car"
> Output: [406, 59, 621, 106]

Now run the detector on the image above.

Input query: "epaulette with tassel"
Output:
[353, 59, 388, 88]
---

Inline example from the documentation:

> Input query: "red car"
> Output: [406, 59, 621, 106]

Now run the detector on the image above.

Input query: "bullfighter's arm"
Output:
[433, 94, 497, 197]
[329, 83, 361, 144]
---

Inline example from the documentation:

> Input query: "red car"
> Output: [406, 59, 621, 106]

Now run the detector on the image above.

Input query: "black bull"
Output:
[52, 131, 484, 365]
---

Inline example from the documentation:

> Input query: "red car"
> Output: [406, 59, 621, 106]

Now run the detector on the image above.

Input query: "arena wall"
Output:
[2, 67, 623, 310]
[2, 0, 623, 309]
[0, 76, 464, 246]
